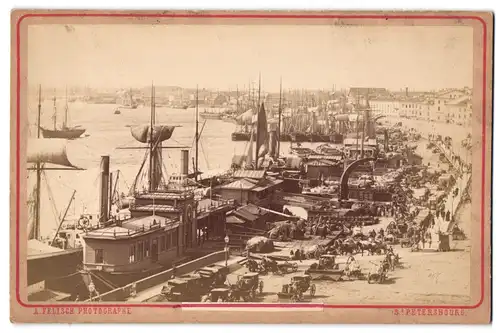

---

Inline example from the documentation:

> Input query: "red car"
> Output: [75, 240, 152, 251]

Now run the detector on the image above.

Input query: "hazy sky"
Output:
[27, 24, 474, 92]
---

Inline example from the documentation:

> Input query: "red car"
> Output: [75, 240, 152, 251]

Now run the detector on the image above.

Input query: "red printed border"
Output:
[15, 12, 488, 310]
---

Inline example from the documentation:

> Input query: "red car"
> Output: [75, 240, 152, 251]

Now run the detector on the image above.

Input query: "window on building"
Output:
[95, 249, 104, 264]
[160, 235, 166, 252]
[145, 239, 150, 257]
[438, 107, 440, 111]
[129, 244, 136, 263]
[172, 229, 178, 247]
[137, 242, 144, 261]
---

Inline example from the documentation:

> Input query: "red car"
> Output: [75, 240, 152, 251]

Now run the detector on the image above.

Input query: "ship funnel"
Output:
[181, 150, 189, 176]
[384, 129, 389, 152]
[99, 155, 110, 223]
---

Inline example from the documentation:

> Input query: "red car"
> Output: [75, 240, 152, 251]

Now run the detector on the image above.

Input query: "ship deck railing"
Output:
[85, 219, 180, 240]
[197, 199, 236, 214]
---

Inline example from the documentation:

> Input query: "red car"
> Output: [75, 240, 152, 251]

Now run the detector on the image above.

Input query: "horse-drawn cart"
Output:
[277, 261, 299, 274]
[305, 254, 344, 281]
[343, 256, 364, 280]
[277, 274, 316, 302]
[201, 288, 233, 302]
[230, 272, 264, 301]
[367, 261, 389, 284]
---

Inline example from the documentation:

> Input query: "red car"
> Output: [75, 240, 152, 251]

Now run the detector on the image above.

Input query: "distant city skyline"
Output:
[27, 24, 474, 92]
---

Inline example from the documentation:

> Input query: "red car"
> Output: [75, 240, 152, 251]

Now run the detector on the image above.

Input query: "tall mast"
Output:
[255, 73, 261, 170]
[277, 77, 283, 157]
[148, 84, 155, 192]
[195, 85, 199, 182]
[250, 81, 254, 108]
[257, 72, 261, 109]
[236, 85, 239, 113]
[37, 85, 41, 139]
[52, 94, 57, 130]
[355, 96, 360, 159]
[34, 85, 42, 240]
[64, 86, 68, 128]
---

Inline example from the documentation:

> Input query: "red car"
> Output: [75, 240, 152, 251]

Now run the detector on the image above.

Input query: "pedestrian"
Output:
[171, 263, 177, 278]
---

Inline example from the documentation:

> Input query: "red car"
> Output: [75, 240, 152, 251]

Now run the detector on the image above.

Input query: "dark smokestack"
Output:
[384, 129, 389, 152]
[99, 156, 110, 223]
[181, 150, 189, 176]
[405, 87, 409, 97]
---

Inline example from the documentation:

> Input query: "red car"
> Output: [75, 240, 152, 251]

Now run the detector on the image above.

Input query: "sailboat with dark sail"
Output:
[40, 88, 86, 139]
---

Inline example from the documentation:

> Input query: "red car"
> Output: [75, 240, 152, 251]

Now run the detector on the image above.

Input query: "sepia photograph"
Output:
[10, 10, 492, 324]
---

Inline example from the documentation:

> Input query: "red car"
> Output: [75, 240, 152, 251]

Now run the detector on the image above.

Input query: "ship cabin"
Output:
[214, 170, 283, 207]
[83, 214, 184, 275]
[83, 176, 198, 275]
[345, 146, 377, 159]
[343, 138, 378, 159]
[196, 198, 236, 240]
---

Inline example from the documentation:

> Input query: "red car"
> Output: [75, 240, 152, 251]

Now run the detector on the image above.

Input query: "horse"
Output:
[340, 239, 358, 256]
[369, 241, 388, 255]
[385, 251, 399, 271]
[357, 240, 373, 256]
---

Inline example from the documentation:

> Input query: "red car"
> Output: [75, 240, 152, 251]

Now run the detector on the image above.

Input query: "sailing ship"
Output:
[199, 108, 223, 120]
[27, 87, 91, 301]
[119, 88, 138, 109]
[231, 108, 255, 141]
[40, 89, 86, 139]
[231, 77, 263, 141]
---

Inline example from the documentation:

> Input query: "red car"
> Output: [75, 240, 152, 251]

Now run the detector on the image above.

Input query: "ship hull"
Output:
[279, 133, 292, 142]
[290, 132, 309, 142]
[200, 114, 222, 120]
[329, 133, 344, 144]
[309, 134, 331, 142]
[40, 127, 86, 139]
[28, 248, 83, 287]
[231, 132, 252, 141]
[90, 267, 169, 290]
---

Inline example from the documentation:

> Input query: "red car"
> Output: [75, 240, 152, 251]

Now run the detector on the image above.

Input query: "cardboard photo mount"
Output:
[10, 10, 492, 324]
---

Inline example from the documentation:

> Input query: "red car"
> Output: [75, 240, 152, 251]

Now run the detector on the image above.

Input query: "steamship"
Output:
[80, 86, 200, 295]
